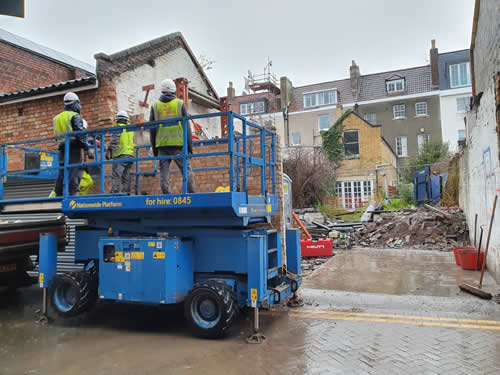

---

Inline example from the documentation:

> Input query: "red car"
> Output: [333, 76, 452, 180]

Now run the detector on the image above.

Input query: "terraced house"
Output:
[282, 42, 446, 164]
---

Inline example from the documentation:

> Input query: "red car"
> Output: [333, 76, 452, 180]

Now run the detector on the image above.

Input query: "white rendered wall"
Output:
[113, 47, 220, 139]
[459, 84, 500, 282]
[439, 87, 472, 152]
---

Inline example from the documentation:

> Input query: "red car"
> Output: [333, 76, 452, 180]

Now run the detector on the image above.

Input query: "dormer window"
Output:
[303, 89, 337, 108]
[386, 78, 405, 93]
[449, 62, 471, 88]
[240, 101, 265, 115]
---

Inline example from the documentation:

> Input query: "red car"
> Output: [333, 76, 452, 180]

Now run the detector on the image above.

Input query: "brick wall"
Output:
[0, 82, 116, 171]
[336, 112, 397, 189]
[0, 42, 89, 92]
[97, 136, 284, 230]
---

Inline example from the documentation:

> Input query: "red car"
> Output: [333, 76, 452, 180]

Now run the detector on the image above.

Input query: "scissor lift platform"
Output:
[0, 112, 302, 340]
[62, 192, 277, 226]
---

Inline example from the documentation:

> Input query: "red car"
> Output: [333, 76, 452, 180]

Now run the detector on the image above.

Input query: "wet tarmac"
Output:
[304, 248, 499, 297]
[1, 248, 499, 374]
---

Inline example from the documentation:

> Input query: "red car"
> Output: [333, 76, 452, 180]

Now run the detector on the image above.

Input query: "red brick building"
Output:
[0, 29, 221, 197]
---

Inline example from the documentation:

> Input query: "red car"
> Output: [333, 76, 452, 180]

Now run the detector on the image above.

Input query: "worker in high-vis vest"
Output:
[149, 78, 195, 194]
[106, 111, 135, 194]
[52, 92, 90, 196]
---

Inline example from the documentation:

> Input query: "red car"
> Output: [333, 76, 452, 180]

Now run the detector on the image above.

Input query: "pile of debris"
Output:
[301, 257, 331, 273]
[354, 206, 468, 251]
[294, 208, 361, 240]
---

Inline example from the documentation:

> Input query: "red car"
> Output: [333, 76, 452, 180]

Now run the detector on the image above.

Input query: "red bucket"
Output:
[453, 247, 462, 265]
[457, 248, 484, 270]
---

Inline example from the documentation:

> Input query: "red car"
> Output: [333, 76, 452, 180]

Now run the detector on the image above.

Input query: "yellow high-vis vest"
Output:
[152, 99, 184, 147]
[113, 122, 135, 158]
[53, 111, 78, 140]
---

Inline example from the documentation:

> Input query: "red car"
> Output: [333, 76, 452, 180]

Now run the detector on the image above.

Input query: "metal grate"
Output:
[3, 179, 55, 200]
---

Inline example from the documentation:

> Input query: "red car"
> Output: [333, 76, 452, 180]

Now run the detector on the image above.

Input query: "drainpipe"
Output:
[375, 164, 391, 196]
[283, 101, 290, 146]
[380, 172, 388, 198]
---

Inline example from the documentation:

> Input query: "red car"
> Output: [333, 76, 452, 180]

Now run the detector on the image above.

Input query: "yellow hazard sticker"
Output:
[39, 273, 44, 285]
[114, 251, 125, 262]
[148, 242, 155, 247]
[40, 152, 53, 162]
[266, 204, 272, 213]
[251, 288, 258, 301]
[153, 252, 165, 259]
[131, 252, 144, 260]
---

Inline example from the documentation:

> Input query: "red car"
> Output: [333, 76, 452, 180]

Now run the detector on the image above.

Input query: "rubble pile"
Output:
[295, 208, 361, 240]
[354, 207, 468, 251]
[301, 257, 330, 273]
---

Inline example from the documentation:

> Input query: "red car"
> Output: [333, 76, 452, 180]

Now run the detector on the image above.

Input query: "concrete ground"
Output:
[1, 248, 500, 374]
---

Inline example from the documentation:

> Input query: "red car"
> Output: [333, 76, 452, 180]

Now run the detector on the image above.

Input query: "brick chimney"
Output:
[430, 39, 439, 89]
[227, 81, 235, 101]
[350, 60, 360, 93]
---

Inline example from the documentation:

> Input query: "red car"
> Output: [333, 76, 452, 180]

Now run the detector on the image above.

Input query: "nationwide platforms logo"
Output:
[69, 200, 77, 209]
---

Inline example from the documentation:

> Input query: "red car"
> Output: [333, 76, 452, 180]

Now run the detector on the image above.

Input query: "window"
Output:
[335, 182, 342, 197]
[343, 130, 359, 157]
[318, 114, 330, 131]
[449, 62, 471, 88]
[240, 101, 265, 115]
[417, 134, 430, 153]
[393, 104, 406, 119]
[386, 78, 405, 93]
[458, 129, 466, 140]
[415, 102, 428, 116]
[363, 113, 376, 125]
[456, 97, 470, 113]
[292, 132, 301, 145]
[303, 89, 337, 108]
[336, 180, 374, 209]
[240, 103, 249, 115]
[395, 136, 408, 157]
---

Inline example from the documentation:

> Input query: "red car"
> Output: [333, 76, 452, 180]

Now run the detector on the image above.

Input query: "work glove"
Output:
[86, 149, 95, 160]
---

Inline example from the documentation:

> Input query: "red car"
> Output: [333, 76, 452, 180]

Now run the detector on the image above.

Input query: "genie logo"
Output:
[69, 200, 76, 209]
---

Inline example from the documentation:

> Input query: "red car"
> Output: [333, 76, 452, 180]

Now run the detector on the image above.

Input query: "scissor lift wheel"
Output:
[50, 271, 97, 318]
[184, 280, 237, 339]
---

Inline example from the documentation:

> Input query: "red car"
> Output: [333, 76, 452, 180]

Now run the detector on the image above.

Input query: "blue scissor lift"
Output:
[0, 112, 302, 340]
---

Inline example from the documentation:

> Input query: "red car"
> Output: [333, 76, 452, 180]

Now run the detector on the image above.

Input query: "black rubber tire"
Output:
[50, 271, 98, 318]
[184, 280, 237, 339]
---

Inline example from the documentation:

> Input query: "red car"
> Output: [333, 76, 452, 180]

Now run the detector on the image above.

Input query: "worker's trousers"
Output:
[55, 144, 83, 196]
[111, 154, 133, 194]
[158, 147, 195, 194]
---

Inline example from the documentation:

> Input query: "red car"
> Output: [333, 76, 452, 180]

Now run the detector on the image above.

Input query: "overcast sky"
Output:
[1, 0, 474, 95]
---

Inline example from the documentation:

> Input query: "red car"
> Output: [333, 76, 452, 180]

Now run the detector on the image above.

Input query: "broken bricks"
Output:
[354, 207, 468, 251]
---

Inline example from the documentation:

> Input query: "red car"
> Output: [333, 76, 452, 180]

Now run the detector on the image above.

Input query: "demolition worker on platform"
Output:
[53, 92, 92, 196]
[149, 78, 196, 194]
[106, 111, 135, 194]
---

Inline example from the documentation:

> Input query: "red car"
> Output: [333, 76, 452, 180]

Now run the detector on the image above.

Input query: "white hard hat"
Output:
[116, 110, 129, 121]
[63, 92, 79, 103]
[160, 79, 176, 93]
